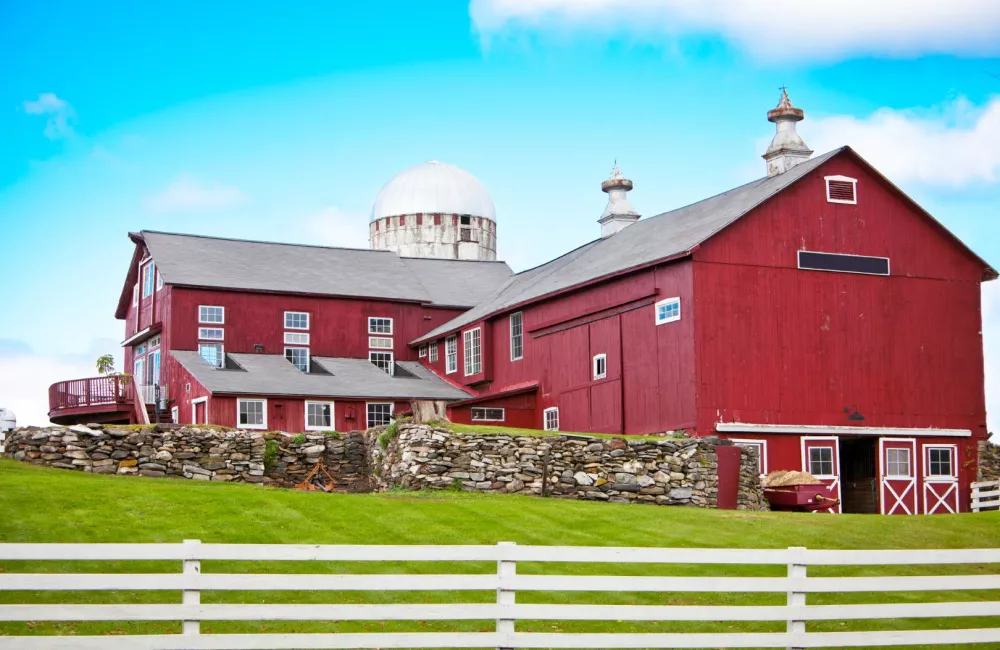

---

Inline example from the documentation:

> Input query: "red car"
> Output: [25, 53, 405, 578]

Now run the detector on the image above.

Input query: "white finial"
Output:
[598, 163, 640, 238]
[763, 88, 813, 176]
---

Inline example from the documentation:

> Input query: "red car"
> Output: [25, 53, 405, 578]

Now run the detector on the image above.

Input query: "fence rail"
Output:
[47, 375, 132, 414]
[973, 479, 1000, 512]
[1, 541, 998, 649]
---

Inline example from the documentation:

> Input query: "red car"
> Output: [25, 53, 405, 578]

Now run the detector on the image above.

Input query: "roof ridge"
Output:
[141, 229, 393, 254]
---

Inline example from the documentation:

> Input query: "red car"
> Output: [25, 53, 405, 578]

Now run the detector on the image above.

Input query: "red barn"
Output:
[48, 92, 994, 514]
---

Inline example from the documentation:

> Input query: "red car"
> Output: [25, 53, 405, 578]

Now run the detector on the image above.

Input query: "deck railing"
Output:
[47, 376, 133, 414]
[0, 542, 998, 648]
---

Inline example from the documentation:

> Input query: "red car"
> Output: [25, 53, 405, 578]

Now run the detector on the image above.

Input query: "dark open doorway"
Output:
[840, 437, 878, 514]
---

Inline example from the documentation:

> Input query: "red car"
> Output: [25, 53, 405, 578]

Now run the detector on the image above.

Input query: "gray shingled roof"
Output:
[414, 149, 845, 343]
[172, 351, 470, 400]
[142, 231, 512, 307]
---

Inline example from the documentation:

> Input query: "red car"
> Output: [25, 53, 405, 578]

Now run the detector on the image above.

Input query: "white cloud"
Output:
[145, 174, 248, 214]
[22, 92, 76, 139]
[984, 283, 1000, 437]
[803, 97, 1000, 188]
[470, 0, 1000, 61]
[302, 206, 371, 249]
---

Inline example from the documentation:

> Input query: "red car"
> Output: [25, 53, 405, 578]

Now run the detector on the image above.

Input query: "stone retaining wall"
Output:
[979, 440, 1000, 482]
[265, 431, 372, 491]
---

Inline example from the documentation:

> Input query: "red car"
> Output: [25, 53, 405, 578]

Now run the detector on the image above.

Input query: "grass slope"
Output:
[1, 459, 998, 647]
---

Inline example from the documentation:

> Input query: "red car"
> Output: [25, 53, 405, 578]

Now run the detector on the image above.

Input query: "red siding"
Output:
[449, 391, 538, 429]
[200, 395, 410, 432]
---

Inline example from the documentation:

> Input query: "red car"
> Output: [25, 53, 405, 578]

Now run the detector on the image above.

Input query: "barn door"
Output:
[801, 436, 841, 513]
[922, 444, 959, 514]
[879, 438, 917, 515]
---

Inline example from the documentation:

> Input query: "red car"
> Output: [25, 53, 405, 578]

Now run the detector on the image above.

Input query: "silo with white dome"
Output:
[369, 161, 497, 261]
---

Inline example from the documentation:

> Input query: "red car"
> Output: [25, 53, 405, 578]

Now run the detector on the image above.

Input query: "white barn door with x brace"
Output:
[879, 437, 918, 515]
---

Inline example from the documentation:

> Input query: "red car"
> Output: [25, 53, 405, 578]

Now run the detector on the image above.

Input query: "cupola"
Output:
[763, 88, 813, 177]
[598, 164, 640, 238]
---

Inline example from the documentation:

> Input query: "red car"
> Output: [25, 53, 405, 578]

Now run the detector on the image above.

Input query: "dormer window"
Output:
[825, 175, 857, 205]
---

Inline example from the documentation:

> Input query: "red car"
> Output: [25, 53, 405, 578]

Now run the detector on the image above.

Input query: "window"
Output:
[886, 448, 911, 477]
[927, 447, 954, 478]
[367, 402, 393, 428]
[825, 175, 858, 205]
[460, 215, 471, 226]
[471, 407, 505, 422]
[199, 343, 224, 368]
[370, 351, 393, 375]
[171, 406, 179, 424]
[510, 312, 523, 361]
[445, 335, 458, 374]
[655, 297, 681, 325]
[198, 328, 224, 341]
[199, 305, 225, 324]
[141, 262, 155, 298]
[284, 332, 310, 345]
[369, 337, 393, 350]
[305, 401, 334, 431]
[459, 228, 474, 242]
[543, 407, 559, 432]
[733, 440, 768, 476]
[429, 344, 438, 363]
[419, 345, 427, 358]
[148, 335, 161, 349]
[463, 328, 482, 376]
[593, 353, 607, 380]
[132, 285, 138, 307]
[156, 271, 163, 292]
[797, 251, 890, 276]
[285, 311, 309, 330]
[368, 317, 393, 335]
[808, 447, 834, 477]
[285, 347, 310, 372]
[237, 398, 266, 429]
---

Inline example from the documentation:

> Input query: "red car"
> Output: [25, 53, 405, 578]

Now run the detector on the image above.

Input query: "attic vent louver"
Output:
[825, 175, 857, 205]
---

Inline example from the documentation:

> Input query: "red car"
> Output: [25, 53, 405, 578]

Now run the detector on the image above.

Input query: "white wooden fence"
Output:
[972, 479, 1000, 512]
[0, 542, 999, 649]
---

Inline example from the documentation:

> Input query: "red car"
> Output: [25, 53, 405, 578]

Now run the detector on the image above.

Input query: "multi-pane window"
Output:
[367, 402, 393, 428]
[429, 344, 438, 363]
[156, 271, 163, 291]
[655, 297, 681, 325]
[285, 311, 309, 330]
[886, 448, 911, 477]
[445, 336, 457, 374]
[199, 343, 224, 368]
[928, 447, 953, 477]
[148, 335, 161, 349]
[199, 306, 224, 324]
[734, 440, 767, 476]
[284, 332, 310, 345]
[368, 317, 393, 335]
[808, 447, 834, 477]
[132, 285, 139, 307]
[285, 347, 310, 372]
[370, 351, 393, 375]
[471, 407, 505, 422]
[419, 345, 427, 358]
[198, 327, 224, 341]
[463, 328, 482, 376]
[142, 262, 156, 297]
[543, 407, 559, 432]
[237, 398, 266, 429]
[510, 312, 523, 361]
[369, 337, 393, 350]
[593, 353, 607, 380]
[305, 401, 334, 431]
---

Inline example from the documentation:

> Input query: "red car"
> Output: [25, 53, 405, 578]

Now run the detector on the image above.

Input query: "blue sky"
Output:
[2, 0, 1000, 426]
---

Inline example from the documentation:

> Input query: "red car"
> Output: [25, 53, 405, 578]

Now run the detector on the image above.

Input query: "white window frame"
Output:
[156, 270, 163, 292]
[655, 297, 681, 325]
[284, 332, 310, 345]
[198, 343, 225, 368]
[132, 284, 138, 307]
[885, 447, 912, 480]
[429, 343, 438, 363]
[825, 175, 858, 205]
[731, 438, 769, 476]
[445, 335, 458, 374]
[366, 402, 394, 429]
[807, 446, 836, 479]
[543, 407, 559, 432]
[593, 353, 607, 380]
[190, 397, 208, 424]
[141, 262, 155, 298]
[369, 351, 394, 376]
[368, 336, 394, 350]
[148, 335, 161, 349]
[924, 445, 957, 481]
[284, 346, 310, 372]
[463, 327, 482, 377]
[199, 305, 225, 324]
[510, 312, 523, 361]
[368, 317, 393, 335]
[471, 407, 505, 422]
[170, 406, 179, 424]
[419, 345, 427, 358]
[198, 327, 224, 341]
[236, 397, 267, 430]
[304, 400, 335, 432]
[284, 311, 310, 330]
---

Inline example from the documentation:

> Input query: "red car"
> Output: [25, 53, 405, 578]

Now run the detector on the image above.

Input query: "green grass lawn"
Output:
[1, 458, 998, 648]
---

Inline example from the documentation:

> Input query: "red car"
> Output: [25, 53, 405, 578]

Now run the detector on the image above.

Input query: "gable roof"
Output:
[134, 231, 513, 308]
[414, 147, 996, 344]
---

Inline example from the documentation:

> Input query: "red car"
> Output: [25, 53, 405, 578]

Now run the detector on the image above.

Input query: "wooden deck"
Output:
[47, 376, 136, 425]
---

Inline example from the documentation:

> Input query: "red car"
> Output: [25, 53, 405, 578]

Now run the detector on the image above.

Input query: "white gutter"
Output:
[715, 422, 972, 438]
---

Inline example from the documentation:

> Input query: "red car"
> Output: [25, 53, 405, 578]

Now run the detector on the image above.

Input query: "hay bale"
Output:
[764, 470, 823, 488]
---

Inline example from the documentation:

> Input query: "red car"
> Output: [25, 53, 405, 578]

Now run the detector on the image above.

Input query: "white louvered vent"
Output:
[825, 175, 857, 204]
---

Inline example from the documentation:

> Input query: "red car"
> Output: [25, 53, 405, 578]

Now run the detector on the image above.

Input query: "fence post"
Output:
[183, 539, 201, 637]
[496, 541, 516, 650]
[786, 546, 806, 650]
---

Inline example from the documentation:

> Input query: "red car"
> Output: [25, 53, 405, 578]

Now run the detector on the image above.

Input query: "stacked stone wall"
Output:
[979, 440, 1000, 482]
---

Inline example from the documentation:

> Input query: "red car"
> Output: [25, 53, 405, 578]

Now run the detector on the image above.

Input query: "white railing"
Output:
[136, 382, 168, 406]
[0, 542, 998, 649]
[973, 479, 1000, 512]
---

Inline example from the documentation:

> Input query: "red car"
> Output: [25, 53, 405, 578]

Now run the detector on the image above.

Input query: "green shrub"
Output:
[263, 439, 280, 473]
[377, 420, 400, 451]
[324, 431, 340, 439]
[291, 434, 306, 445]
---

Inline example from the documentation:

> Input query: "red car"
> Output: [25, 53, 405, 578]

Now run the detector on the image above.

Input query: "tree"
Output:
[96, 354, 116, 376]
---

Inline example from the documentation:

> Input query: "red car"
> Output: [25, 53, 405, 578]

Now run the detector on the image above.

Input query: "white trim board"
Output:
[716, 423, 971, 438]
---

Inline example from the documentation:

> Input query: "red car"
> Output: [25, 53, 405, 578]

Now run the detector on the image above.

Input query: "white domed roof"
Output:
[371, 161, 496, 222]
